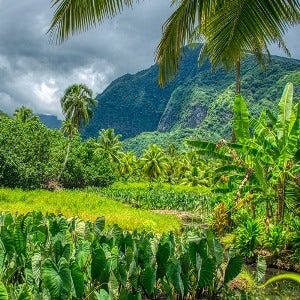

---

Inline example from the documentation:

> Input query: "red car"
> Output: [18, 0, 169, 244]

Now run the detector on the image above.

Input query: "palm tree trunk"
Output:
[57, 138, 71, 182]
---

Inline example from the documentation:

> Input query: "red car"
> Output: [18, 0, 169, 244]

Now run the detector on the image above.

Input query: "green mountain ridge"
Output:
[83, 46, 300, 152]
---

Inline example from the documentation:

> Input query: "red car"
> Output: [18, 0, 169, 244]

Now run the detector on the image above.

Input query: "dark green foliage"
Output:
[60, 137, 118, 188]
[0, 117, 63, 189]
[0, 116, 117, 189]
[224, 256, 243, 284]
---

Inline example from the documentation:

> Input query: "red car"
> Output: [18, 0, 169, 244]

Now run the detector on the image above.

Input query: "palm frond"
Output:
[49, 0, 137, 44]
[156, 0, 220, 85]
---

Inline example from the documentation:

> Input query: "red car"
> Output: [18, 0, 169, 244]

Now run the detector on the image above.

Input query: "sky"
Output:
[0, 0, 299, 119]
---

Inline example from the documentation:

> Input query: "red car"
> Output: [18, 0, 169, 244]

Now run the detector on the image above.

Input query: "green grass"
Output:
[0, 188, 182, 233]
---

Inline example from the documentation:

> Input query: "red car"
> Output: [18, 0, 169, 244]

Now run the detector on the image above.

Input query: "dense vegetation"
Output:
[1, 82, 300, 298]
[0, 211, 245, 299]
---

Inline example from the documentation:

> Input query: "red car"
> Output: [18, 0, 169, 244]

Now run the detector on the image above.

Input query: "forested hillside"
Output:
[83, 46, 300, 143]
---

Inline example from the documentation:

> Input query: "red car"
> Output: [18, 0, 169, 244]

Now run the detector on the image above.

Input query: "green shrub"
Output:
[263, 224, 286, 255]
[234, 218, 262, 258]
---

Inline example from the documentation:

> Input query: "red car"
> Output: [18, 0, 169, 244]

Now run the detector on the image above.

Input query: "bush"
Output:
[234, 218, 262, 258]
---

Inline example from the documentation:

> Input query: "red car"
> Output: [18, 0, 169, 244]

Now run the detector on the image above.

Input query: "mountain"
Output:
[83, 46, 300, 145]
[38, 114, 61, 129]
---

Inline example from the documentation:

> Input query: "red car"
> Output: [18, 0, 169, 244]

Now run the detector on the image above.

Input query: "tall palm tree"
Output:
[49, 1, 300, 93]
[58, 83, 97, 182]
[61, 83, 97, 131]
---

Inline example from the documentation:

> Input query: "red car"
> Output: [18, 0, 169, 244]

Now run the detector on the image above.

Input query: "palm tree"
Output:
[13, 106, 39, 123]
[49, 1, 299, 94]
[58, 83, 97, 182]
[119, 151, 138, 180]
[95, 128, 123, 163]
[156, 0, 299, 93]
[61, 83, 97, 131]
[140, 144, 168, 183]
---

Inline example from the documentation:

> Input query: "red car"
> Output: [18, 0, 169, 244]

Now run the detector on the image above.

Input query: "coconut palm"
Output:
[140, 144, 168, 182]
[119, 151, 138, 180]
[58, 84, 97, 182]
[49, 1, 299, 94]
[95, 128, 123, 163]
[156, 0, 299, 92]
[61, 83, 97, 131]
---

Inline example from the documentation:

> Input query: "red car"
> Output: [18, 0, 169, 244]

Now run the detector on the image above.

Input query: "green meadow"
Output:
[0, 188, 181, 233]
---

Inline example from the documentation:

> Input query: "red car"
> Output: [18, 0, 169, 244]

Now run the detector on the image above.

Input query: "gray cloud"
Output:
[0, 1, 299, 118]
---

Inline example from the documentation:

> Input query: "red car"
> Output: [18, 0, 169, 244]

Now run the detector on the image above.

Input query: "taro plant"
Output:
[0, 211, 243, 299]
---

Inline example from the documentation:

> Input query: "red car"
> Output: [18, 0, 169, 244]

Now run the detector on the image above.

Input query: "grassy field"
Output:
[0, 188, 182, 233]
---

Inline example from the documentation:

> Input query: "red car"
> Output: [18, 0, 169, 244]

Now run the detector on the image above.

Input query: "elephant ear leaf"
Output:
[94, 217, 105, 239]
[141, 265, 156, 297]
[70, 261, 85, 298]
[234, 95, 250, 142]
[197, 257, 216, 288]
[224, 256, 243, 284]
[0, 282, 8, 300]
[41, 257, 71, 299]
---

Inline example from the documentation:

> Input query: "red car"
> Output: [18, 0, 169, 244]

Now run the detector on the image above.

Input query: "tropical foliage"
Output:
[188, 83, 300, 223]
[0, 211, 242, 299]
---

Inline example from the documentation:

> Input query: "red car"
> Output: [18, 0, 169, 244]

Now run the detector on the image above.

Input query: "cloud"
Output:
[0, 0, 299, 118]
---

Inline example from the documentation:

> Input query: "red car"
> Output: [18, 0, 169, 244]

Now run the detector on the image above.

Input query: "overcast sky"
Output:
[0, 0, 299, 119]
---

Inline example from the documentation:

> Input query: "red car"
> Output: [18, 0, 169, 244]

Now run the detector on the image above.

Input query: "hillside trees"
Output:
[0, 108, 117, 189]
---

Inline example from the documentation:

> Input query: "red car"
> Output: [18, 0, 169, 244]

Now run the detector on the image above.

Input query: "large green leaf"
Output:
[166, 259, 184, 298]
[94, 289, 112, 300]
[41, 257, 71, 299]
[128, 260, 138, 290]
[256, 255, 267, 283]
[14, 216, 27, 256]
[197, 257, 216, 289]
[141, 265, 156, 297]
[94, 217, 105, 239]
[91, 246, 109, 288]
[234, 95, 250, 142]
[75, 240, 91, 269]
[70, 261, 85, 298]
[156, 241, 171, 279]
[0, 282, 8, 300]
[224, 256, 243, 284]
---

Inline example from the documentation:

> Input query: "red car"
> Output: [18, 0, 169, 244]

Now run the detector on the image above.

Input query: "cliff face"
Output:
[83, 46, 300, 140]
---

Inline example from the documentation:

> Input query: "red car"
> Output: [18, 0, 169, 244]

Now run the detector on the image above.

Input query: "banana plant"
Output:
[188, 83, 300, 223]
